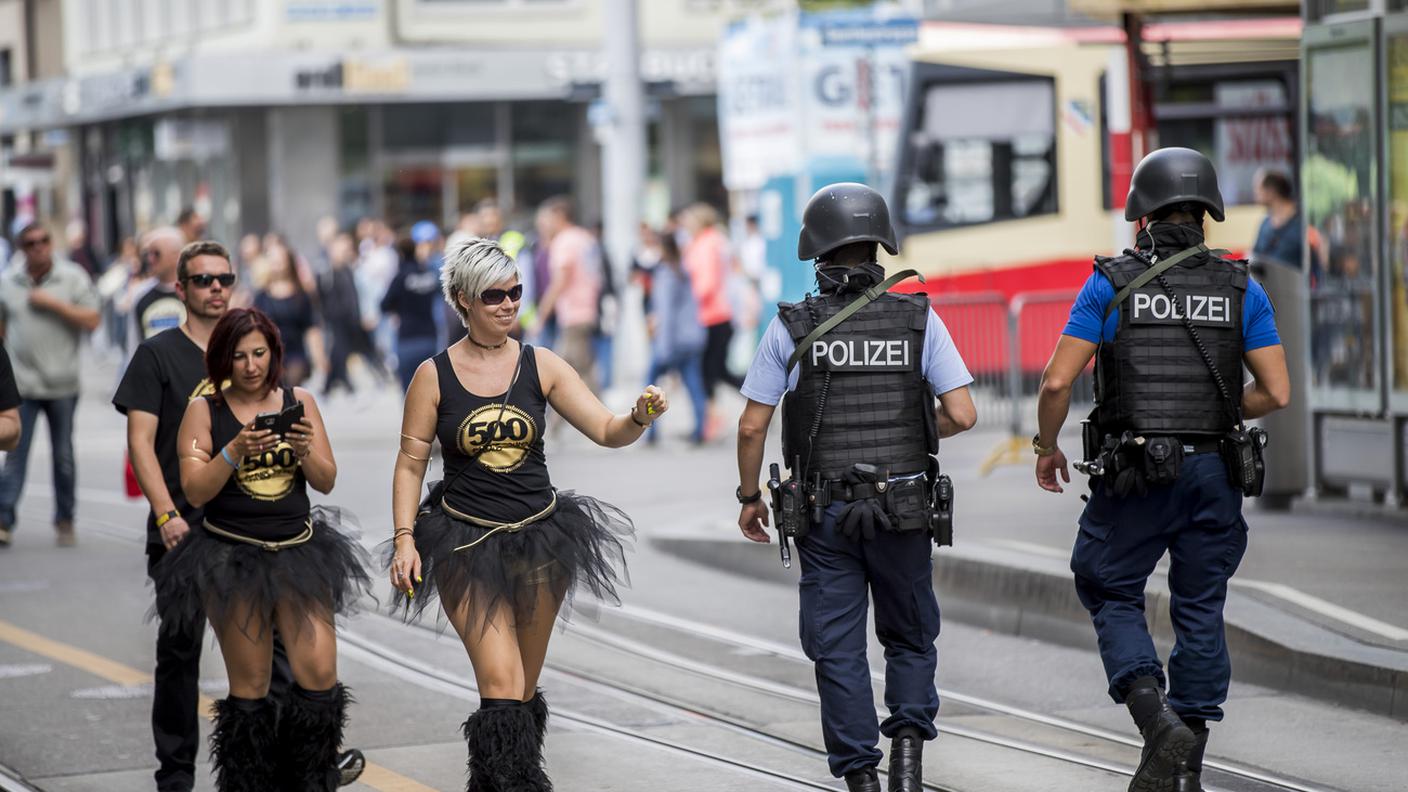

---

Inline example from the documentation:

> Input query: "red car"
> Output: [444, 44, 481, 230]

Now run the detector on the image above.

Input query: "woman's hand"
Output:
[225, 421, 277, 461]
[390, 536, 422, 596]
[285, 417, 315, 460]
[633, 385, 669, 425]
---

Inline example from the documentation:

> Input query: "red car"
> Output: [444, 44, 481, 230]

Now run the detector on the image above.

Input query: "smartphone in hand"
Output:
[253, 401, 305, 437]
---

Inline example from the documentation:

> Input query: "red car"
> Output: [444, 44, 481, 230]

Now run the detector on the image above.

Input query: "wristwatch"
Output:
[155, 510, 181, 528]
[736, 486, 763, 505]
[1032, 434, 1057, 457]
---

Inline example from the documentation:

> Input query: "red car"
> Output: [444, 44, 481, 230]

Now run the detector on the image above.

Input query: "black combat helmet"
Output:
[797, 182, 899, 261]
[1124, 147, 1226, 223]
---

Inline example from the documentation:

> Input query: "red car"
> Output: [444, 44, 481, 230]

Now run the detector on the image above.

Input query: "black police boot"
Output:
[844, 767, 882, 792]
[887, 727, 923, 792]
[463, 699, 553, 792]
[275, 683, 352, 792]
[208, 696, 277, 792]
[1124, 677, 1196, 792]
[1173, 726, 1209, 792]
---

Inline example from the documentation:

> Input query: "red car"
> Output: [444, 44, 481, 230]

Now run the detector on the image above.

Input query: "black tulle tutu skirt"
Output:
[151, 506, 372, 638]
[385, 482, 632, 633]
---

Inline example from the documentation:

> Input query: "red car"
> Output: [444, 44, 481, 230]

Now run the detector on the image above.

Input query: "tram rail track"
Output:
[76, 516, 1343, 792]
[558, 603, 1341, 792]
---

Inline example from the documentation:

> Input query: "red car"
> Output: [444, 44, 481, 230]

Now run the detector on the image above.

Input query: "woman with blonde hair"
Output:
[388, 237, 667, 790]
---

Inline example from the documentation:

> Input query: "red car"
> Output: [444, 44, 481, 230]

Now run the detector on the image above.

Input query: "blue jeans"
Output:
[797, 502, 941, 777]
[0, 396, 79, 528]
[1071, 452, 1248, 721]
[646, 352, 707, 442]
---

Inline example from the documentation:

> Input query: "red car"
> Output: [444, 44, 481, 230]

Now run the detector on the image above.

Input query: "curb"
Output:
[651, 532, 1408, 721]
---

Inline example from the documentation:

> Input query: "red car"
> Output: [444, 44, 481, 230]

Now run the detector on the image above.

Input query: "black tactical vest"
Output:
[1094, 247, 1248, 436]
[779, 291, 935, 480]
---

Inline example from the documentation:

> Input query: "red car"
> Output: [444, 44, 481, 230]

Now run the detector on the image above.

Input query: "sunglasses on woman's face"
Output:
[480, 284, 523, 306]
[186, 273, 237, 288]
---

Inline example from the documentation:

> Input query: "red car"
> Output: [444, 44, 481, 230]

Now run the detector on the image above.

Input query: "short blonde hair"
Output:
[441, 237, 519, 320]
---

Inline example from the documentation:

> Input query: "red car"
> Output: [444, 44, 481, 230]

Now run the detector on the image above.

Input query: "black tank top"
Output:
[435, 344, 553, 523]
[204, 388, 311, 540]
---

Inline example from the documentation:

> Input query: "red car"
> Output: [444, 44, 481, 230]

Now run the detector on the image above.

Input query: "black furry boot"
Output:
[463, 699, 552, 792]
[209, 696, 278, 792]
[526, 689, 549, 749]
[276, 683, 352, 792]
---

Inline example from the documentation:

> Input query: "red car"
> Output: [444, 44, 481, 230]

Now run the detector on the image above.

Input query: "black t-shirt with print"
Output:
[0, 342, 20, 411]
[113, 327, 216, 547]
[133, 281, 187, 341]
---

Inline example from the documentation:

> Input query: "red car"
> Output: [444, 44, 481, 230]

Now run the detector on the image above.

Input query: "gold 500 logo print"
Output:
[457, 404, 537, 473]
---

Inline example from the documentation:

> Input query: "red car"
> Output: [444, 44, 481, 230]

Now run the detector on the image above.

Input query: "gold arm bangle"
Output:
[398, 448, 430, 462]
[400, 433, 433, 445]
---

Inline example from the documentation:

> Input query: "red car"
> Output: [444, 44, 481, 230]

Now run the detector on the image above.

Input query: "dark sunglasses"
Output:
[185, 273, 237, 288]
[20, 236, 51, 249]
[480, 284, 523, 306]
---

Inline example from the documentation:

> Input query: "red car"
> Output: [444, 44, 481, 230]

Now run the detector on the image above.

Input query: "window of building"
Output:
[895, 65, 1057, 231]
[0, 50, 11, 87]
[512, 101, 577, 213]
[381, 103, 496, 151]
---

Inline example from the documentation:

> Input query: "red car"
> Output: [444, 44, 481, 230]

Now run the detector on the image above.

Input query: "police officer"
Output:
[736, 183, 976, 792]
[1034, 148, 1291, 792]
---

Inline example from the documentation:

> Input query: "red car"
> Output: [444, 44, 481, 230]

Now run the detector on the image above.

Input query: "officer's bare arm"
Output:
[1241, 344, 1290, 419]
[0, 407, 18, 452]
[737, 399, 777, 497]
[935, 386, 977, 437]
[1036, 335, 1099, 449]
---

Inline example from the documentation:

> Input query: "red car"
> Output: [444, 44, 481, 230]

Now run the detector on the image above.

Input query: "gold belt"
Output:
[445, 493, 558, 554]
[203, 519, 314, 552]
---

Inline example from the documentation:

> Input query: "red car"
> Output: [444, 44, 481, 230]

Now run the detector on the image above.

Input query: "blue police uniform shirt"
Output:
[1062, 271, 1281, 350]
[742, 309, 974, 406]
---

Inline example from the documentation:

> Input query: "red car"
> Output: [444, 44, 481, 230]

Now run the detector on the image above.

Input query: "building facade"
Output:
[0, 0, 783, 257]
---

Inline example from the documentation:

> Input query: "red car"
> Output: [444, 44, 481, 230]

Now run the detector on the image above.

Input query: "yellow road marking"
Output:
[0, 619, 437, 792]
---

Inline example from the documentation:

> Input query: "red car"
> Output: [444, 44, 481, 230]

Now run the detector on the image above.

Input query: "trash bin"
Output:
[1250, 256, 1310, 510]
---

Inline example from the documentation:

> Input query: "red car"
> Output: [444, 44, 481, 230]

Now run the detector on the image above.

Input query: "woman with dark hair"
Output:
[155, 307, 369, 792]
[388, 237, 667, 791]
[254, 240, 320, 387]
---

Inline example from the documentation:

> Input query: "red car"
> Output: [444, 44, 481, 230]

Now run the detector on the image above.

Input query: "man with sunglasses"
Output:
[113, 240, 365, 791]
[0, 221, 101, 548]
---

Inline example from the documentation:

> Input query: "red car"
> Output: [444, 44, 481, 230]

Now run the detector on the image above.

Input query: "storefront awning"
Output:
[0, 47, 717, 134]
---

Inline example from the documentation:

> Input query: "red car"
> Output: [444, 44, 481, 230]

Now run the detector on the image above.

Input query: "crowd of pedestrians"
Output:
[0, 193, 770, 546]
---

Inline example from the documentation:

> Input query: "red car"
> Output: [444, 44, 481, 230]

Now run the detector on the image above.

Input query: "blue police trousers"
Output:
[797, 501, 941, 778]
[1070, 453, 1249, 722]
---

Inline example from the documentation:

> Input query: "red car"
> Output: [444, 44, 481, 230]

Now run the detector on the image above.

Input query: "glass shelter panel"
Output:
[1305, 39, 1380, 405]
[1389, 31, 1408, 403]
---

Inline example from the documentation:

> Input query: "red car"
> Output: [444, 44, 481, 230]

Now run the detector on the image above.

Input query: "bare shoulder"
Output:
[292, 386, 321, 412]
[406, 356, 442, 407]
[531, 344, 568, 388]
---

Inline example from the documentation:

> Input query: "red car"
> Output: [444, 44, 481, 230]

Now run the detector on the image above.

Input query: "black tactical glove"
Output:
[835, 498, 891, 542]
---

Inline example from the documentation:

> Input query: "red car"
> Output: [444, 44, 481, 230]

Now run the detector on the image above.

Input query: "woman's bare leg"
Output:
[446, 592, 525, 699]
[516, 580, 567, 700]
[272, 605, 338, 691]
[211, 600, 275, 699]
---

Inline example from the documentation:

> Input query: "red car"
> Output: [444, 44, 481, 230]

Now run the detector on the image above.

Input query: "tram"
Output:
[888, 19, 1300, 374]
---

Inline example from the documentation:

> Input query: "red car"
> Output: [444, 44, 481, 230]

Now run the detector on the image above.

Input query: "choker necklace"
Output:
[467, 331, 508, 350]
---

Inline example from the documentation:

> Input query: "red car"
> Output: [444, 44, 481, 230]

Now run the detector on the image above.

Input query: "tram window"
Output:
[899, 77, 1058, 230]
